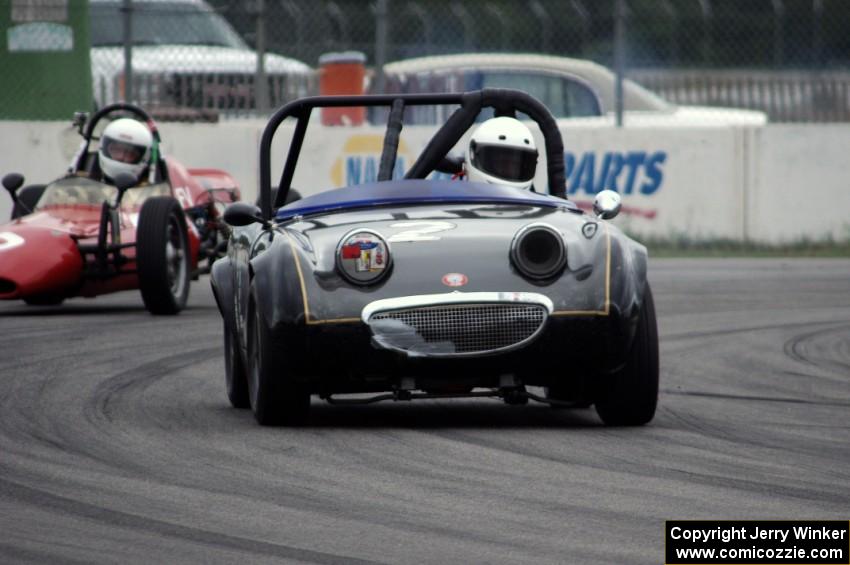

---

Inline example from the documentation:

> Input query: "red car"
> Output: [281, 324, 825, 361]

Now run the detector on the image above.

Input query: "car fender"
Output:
[210, 257, 236, 331]
[249, 230, 307, 330]
[606, 229, 649, 351]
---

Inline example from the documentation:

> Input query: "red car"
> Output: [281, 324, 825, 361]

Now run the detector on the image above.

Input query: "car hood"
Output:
[91, 45, 312, 75]
[271, 202, 621, 323]
[0, 221, 84, 298]
[13, 207, 108, 238]
[10, 207, 139, 239]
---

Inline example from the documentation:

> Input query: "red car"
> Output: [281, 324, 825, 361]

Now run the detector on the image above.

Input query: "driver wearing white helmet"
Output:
[465, 116, 538, 190]
[98, 118, 153, 184]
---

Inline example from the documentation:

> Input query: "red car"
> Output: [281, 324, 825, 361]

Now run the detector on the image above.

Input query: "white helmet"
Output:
[98, 118, 153, 181]
[465, 116, 538, 190]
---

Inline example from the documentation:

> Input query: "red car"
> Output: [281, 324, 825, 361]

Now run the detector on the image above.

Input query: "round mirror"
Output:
[593, 190, 622, 220]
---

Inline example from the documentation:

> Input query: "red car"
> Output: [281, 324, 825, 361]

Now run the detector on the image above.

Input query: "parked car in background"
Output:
[90, 0, 314, 114]
[381, 53, 767, 126]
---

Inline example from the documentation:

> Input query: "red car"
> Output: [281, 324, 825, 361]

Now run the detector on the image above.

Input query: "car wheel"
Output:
[137, 196, 190, 315]
[11, 184, 46, 219]
[23, 294, 64, 306]
[224, 322, 250, 409]
[247, 287, 310, 426]
[595, 282, 659, 426]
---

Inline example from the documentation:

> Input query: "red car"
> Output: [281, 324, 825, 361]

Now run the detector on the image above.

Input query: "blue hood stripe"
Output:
[275, 179, 575, 221]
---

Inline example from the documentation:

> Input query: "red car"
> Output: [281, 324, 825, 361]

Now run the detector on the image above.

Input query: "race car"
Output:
[212, 89, 658, 426]
[0, 103, 240, 314]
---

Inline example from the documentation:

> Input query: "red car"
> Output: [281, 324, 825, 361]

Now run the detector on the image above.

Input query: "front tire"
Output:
[595, 283, 659, 426]
[137, 196, 190, 315]
[247, 287, 310, 426]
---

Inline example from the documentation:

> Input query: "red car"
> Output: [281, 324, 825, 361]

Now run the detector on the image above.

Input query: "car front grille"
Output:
[367, 302, 547, 357]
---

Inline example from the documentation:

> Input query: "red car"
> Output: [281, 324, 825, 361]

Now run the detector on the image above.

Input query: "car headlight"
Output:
[510, 223, 566, 280]
[336, 229, 391, 285]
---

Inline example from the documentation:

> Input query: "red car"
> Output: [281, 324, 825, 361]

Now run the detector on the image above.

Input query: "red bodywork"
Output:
[0, 158, 240, 302]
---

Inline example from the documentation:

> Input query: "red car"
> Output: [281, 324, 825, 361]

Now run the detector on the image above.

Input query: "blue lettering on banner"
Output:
[346, 156, 406, 185]
[564, 151, 666, 195]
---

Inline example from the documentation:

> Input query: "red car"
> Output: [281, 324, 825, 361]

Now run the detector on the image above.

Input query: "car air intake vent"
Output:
[511, 223, 566, 280]
[367, 303, 547, 357]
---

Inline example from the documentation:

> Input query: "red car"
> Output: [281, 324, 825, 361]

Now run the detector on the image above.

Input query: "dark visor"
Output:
[102, 137, 146, 164]
[471, 142, 538, 182]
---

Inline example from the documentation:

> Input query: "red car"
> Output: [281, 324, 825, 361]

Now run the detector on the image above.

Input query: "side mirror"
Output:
[72, 111, 89, 135]
[224, 202, 265, 227]
[112, 171, 138, 204]
[593, 190, 621, 220]
[3, 173, 24, 195]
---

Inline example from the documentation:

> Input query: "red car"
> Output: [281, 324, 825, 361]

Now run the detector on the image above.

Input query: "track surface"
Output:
[1, 259, 848, 564]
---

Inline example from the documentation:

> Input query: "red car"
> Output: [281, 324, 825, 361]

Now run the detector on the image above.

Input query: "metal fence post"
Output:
[484, 5, 508, 51]
[255, 0, 268, 113]
[122, 0, 133, 102]
[449, 3, 474, 51]
[570, 0, 591, 56]
[772, 0, 785, 67]
[374, 0, 388, 93]
[812, 0, 823, 65]
[660, 0, 679, 65]
[699, 0, 713, 65]
[405, 2, 433, 53]
[614, 0, 626, 127]
[530, 1, 552, 54]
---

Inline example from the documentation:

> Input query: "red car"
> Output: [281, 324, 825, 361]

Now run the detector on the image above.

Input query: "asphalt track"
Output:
[1, 258, 848, 564]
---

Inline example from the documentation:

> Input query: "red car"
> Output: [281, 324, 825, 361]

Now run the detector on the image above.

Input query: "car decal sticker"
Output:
[387, 220, 455, 242]
[0, 232, 25, 252]
[441, 273, 468, 287]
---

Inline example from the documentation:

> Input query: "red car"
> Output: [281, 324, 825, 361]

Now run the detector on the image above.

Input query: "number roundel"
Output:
[0, 232, 25, 252]
[336, 229, 391, 285]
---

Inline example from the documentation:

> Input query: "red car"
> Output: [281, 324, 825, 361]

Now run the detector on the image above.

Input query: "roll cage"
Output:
[258, 89, 568, 220]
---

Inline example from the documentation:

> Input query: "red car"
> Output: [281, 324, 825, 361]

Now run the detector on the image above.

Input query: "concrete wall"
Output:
[1, 120, 848, 243]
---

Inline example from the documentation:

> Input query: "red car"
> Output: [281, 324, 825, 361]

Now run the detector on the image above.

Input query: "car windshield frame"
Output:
[35, 177, 170, 211]
[89, 1, 248, 50]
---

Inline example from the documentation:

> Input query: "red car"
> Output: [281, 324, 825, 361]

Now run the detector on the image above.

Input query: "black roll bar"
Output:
[258, 89, 568, 220]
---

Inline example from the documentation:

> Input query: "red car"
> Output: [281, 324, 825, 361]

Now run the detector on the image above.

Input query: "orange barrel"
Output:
[319, 51, 367, 126]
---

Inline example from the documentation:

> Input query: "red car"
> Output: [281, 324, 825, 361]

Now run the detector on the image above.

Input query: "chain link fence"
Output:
[3, 0, 850, 121]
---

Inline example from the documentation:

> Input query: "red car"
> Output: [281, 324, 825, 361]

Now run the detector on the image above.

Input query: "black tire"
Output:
[11, 184, 46, 219]
[247, 286, 310, 426]
[23, 294, 64, 306]
[595, 283, 659, 426]
[137, 196, 190, 315]
[224, 322, 250, 409]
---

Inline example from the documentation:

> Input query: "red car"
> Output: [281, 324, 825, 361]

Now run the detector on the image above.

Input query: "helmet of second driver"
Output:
[465, 116, 538, 190]
[98, 118, 153, 182]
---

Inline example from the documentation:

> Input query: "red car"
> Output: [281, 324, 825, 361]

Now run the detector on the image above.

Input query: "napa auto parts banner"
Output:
[295, 124, 745, 239]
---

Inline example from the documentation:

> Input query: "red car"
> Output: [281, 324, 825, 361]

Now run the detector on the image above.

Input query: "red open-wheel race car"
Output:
[0, 103, 241, 314]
